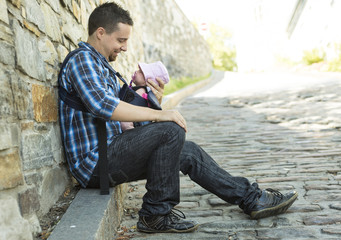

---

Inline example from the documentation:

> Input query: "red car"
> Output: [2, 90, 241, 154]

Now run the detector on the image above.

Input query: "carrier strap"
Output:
[58, 47, 110, 195]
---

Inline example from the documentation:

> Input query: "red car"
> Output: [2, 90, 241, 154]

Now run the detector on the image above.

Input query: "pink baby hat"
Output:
[138, 61, 170, 85]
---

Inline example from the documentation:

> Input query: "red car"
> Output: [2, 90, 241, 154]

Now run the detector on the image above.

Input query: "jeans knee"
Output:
[184, 140, 197, 149]
[183, 141, 202, 157]
[162, 122, 186, 144]
[180, 141, 198, 173]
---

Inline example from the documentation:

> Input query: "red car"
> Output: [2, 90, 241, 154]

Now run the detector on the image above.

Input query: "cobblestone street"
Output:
[118, 71, 341, 240]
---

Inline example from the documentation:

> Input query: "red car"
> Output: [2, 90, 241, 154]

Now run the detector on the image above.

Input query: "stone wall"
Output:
[0, 0, 212, 239]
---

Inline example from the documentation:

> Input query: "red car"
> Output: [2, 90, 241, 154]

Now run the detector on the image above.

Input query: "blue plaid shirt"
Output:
[59, 42, 122, 187]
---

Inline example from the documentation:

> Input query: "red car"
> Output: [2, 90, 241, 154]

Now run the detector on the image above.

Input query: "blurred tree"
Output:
[205, 23, 237, 71]
[302, 48, 325, 65]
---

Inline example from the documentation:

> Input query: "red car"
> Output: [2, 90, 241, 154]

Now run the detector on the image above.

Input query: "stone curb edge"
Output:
[162, 70, 218, 109]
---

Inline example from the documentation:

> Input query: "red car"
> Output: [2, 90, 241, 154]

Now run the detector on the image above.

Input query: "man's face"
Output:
[102, 23, 132, 62]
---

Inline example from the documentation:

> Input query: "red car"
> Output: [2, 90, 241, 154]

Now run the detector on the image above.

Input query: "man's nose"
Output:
[120, 43, 128, 51]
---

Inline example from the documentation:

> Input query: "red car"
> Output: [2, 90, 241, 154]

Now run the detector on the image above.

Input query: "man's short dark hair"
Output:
[88, 2, 134, 36]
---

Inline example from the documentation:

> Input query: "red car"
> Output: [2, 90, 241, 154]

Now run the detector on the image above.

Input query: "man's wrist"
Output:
[153, 109, 161, 122]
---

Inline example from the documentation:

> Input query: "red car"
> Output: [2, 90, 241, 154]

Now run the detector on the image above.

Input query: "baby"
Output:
[121, 61, 170, 131]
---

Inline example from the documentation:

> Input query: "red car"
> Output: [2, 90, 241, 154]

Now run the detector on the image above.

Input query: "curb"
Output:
[48, 70, 222, 240]
[48, 185, 127, 240]
[162, 70, 222, 109]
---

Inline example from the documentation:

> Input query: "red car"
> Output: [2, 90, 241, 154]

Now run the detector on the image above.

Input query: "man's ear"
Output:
[96, 27, 105, 40]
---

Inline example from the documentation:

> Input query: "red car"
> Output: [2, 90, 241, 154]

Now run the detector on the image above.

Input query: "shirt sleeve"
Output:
[67, 51, 120, 120]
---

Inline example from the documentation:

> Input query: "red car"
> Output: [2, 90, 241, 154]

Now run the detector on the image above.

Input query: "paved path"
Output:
[117, 71, 341, 240]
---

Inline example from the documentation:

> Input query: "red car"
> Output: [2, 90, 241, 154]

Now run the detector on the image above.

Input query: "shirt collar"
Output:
[78, 41, 108, 63]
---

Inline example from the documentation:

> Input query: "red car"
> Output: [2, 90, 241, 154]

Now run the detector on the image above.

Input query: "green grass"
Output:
[164, 73, 211, 96]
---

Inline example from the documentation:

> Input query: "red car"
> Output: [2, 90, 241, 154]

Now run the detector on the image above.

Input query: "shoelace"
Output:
[265, 188, 284, 200]
[167, 208, 186, 224]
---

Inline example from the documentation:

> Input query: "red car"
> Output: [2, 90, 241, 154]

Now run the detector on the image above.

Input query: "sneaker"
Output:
[137, 208, 199, 233]
[250, 188, 298, 219]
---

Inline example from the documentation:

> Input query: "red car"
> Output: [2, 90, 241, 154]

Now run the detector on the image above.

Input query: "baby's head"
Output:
[132, 61, 170, 86]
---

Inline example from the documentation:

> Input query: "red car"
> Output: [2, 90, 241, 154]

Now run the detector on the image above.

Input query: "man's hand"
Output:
[111, 101, 187, 132]
[155, 110, 187, 132]
[146, 77, 165, 104]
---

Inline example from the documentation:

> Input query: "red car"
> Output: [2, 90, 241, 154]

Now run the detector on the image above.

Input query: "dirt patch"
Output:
[34, 184, 80, 240]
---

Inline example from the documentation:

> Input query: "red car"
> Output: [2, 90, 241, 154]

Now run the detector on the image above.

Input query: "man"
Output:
[58, 2, 298, 234]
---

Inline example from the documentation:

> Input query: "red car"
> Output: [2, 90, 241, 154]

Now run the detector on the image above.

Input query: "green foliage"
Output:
[302, 48, 325, 65]
[328, 60, 341, 72]
[164, 73, 211, 96]
[205, 24, 237, 71]
[275, 55, 300, 67]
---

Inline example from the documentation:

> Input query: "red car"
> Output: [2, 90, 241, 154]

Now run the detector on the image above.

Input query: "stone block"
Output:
[305, 184, 340, 190]
[72, 0, 81, 22]
[303, 215, 341, 225]
[335, 174, 341, 180]
[57, 44, 69, 64]
[322, 227, 341, 235]
[39, 167, 69, 215]
[186, 209, 223, 218]
[287, 204, 321, 213]
[0, 197, 32, 240]
[10, 0, 21, 9]
[0, 148, 23, 190]
[21, 132, 54, 171]
[329, 203, 341, 210]
[23, 19, 40, 37]
[80, 0, 89, 29]
[21, 5, 26, 18]
[257, 228, 319, 239]
[41, 2, 62, 42]
[177, 201, 199, 209]
[27, 214, 42, 237]
[38, 37, 57, 66]
[0, 123, 19, 150]
[200, 220, 257, 231]
[24, 171, 43, 188]
[18, 187, 40, 216]
[44, 63, 58, 85]
[0, 23, 14, 44]
[208, 198, 232, 207]
[49, 186, 126, 240]
[0, 40, 15, 66]
[61, 10, 87, 46]
[13, 20, 46, 81]
[50, 124, 64, 165]
[32, 84, 57, 122]
[60, 0, 72, 10]
[23, 0, 45, 32]
[45, 0, 60, 13]
[0, 68, 17, 117]
[11, 74, 34, 120]
[21, 121, 34, 131]
[0, 0, 9, 24]
[257, 175, 329, 183]
[306, 193, 341, 202]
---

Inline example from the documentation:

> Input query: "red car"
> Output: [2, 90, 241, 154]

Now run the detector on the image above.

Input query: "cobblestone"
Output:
[118, 72, 341, 239]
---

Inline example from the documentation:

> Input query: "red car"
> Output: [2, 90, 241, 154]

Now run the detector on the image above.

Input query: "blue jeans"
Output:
[88, 122, 262, 216]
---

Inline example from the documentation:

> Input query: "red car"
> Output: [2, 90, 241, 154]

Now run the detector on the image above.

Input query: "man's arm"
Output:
[111, 101, 187, 132]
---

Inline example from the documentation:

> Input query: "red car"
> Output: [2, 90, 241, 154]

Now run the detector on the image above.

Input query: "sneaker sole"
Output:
[250, 191, 298, 220]
[137, 223, 199, 233]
